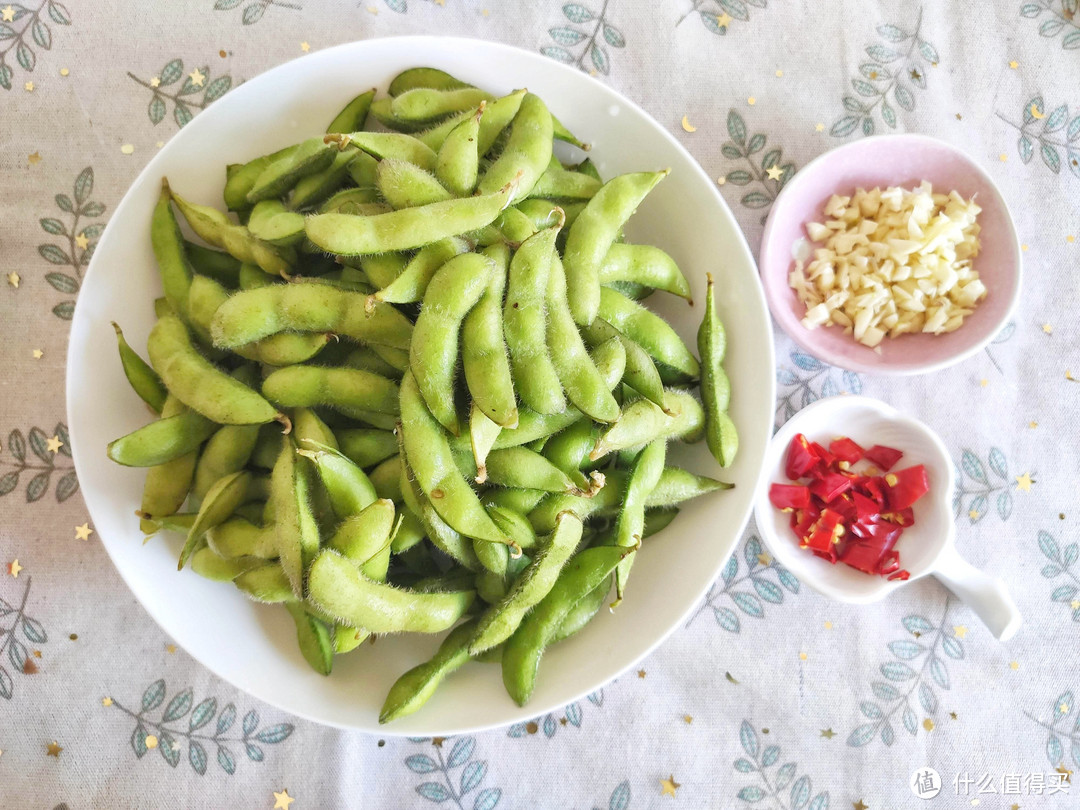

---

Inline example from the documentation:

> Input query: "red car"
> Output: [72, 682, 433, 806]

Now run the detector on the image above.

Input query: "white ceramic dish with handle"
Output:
[753, 395, 1020, 641]
[66, 36, 775, 734]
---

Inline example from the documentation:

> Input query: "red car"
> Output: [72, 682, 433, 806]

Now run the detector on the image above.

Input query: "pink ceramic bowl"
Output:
[759, 134, 1022, 375]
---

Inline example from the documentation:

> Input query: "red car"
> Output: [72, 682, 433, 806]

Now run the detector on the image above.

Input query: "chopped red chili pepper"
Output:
[829, 437, 864, 465]
[863, 444, 903, 471]
[852, 491, 880, 520]
[769, 483, 811, 510]
[883, 466, 929, 511]
[785, 434, 817, 479]
[808, 471, 853, 503]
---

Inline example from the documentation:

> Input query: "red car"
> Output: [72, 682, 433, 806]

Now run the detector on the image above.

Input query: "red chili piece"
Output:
[769, 483, 811, 510]
[863, 444, 903, 471]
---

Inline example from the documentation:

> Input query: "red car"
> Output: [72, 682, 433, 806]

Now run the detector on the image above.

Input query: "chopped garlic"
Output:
[789, 183, 985, 347]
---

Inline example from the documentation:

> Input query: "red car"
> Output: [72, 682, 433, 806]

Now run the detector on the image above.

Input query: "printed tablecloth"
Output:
[1, 1, 1078, 807]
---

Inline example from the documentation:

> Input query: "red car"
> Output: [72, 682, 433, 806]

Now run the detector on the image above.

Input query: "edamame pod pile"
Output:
[108, 68, 742, 722]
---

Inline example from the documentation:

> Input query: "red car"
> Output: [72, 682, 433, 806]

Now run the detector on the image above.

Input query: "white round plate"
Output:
[67, 36, 774, 735]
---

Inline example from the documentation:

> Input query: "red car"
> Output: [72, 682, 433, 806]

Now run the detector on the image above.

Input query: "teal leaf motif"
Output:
[549, 26, 586, 45]
[738, 786, 765, 801]
[608, 781, 631, 810]
[761, 745, 780, 766]
[563, 3, 594, 23]
[740, 720, 758, 757]
[163, 688, 193, 722]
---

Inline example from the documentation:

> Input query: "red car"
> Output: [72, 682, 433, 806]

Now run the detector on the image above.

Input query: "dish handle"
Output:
[931, 546, 1021, 641]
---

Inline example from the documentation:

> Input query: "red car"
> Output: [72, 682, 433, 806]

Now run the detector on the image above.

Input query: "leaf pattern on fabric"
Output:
[507, 690, 605, 738]
[127, 57, 233, 130]
[404, 737, 501, 809]
[0, 0, 72, 91]
[733, 720, 830, 808]
[719, 109, 796, 224]
[0, 423, 77, 502]
[1019, 1, 1080, 52]
[952, 447, 1013, 524]
[1026, 686, 1080, 772]
[775, 350, 862, 426]
[35, 168, 104, 320]
[1036, 530, 1080, 622]
[212, 0, 300, 25]
[107, 680, 293, 774]
[0, 576, 48, 700]
[675, 0, 768, 36]
[997, 94, 1080, 179]
[540, 1, 626, 76]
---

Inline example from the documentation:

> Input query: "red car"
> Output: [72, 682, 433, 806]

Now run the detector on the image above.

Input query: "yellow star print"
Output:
[660, 775, 680, 797]
[149, 76, 161, 87]
[188, 68, 206, 87]
[24, 81, 33, 92]
[46, 741, 62, 757]
[757, 552, 772, 566]
[8, 559, 23, 577]
[300, 41, 310, 52]
[0, 5, 13, 22]
[1009, 60, 1019, 69]
[853, 802, 869, 810]
[953, 625, 968, 639]
[102, 697, 113, 706]
[715, 11, 732, 26]
[968, 509, 979, 520]
[273, 789, 295, 809]
[75, 523, 94, 541]
[145, 734, 159, 749]
[1015, 473, 1034, 492]
[820, 728, 836, 739]
[28, 151, 41, 165]
[75, 233, 89, 250]
[431, 736, 446, 747]
[7, 271, 19, 288]
[815, 123, 825, 132]
[46, 435, 63, 453]
[766, 165, 784, 181]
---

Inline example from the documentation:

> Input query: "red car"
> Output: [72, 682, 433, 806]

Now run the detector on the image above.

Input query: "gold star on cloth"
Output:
[1009, 60, 1019, 69]
[1043, 323, 1053, 333]
[968, 509, 979, 520]
[683, 714, 693, 724]
[1015, 473, 1034, 492]
[747, 96, 756, 106]
[1061, 702, 1070, 713]
[660, 775, 680, 797]
[300, 41, 310, 52]
[715, 11, 732, 26]
[46, 741, 62, 757]
[766, 165, 784, 181]
[815, 123, 825, 132]
[909, 68, 922, 81]
[7, 271, 19, 288]
[188, 68, 206, 87]
[820, 728, 836, 739]
[273, 789, 295, 809]
[24, 81, 33, 92]
[46, 435, 63, 453]
[431, 736, 446, 747]
[75, 523, 94, 541]
[28, 151, 41, 165]
[165, 644, 177, 654]
[149, 76, 161, 88]
[853, 801, 869, 810]
[1071, 599, 1080, 610]
[1057, 765, 1072, 783]
[8, 559, 23, 577]
[757, 552, 772, 566]
[74, 233, 89, 250]
[953, 625, 968, 639]
[950, 711, 958, 720]
[434, 0, 445, 5]
[637, 669, 646, 678]
[1010, 660, 1020, 670]
[0, 5, 13, 21]
[101, 697, 113, 706]
[33, 348, 43, 359]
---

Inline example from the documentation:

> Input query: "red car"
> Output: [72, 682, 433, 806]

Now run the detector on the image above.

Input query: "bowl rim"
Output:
[758, 132, 1023, 376]
[66, 34, 774, 735]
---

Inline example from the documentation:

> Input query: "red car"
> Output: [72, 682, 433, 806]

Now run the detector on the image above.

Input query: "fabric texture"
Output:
[0, 1, 1077, 807]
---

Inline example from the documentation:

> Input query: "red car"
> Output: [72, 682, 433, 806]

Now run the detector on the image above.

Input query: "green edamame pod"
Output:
[526, 474, 623, 534]
[504, 225, 566, 415]
[319, 186, 381, 215]
[211, 284, 414, 351]
[391, 510, 425, 554]
[344, 347, 402, 379]
[643, 506, 680, 537]
[477, 92, 553, 203]
[485, 447, 579, 494]
[414, 90, 526, 154]
[379, 618, 478, 724]
[250, 422, 285, 470]
[483, 487, 547, 515]
[501, 545, 626, 705]
[391, 87, 493, 123]
[529, 158, 602, 200]
[645, 466, 732, 508]
[107, 407, 216, 468]
[469, 510, 583, 654]
[612, 441, 666, 605]
[137, 395, 201, 532]
[326, 131, 438, 171]
[547, 254, 620, 423]
[488, 505, 538, 551]
[550, 578, 608, 644]
[112, 321, 167, 412]
[305, 179, 516, 256]
[247, 200, 306, 246]
[367, 454, 402, 501]
[400, 371, 507, 546]
[462, 244, 517, 429]
[388, 67, 473, 97]
[542, 418, 600, 489]
[599, 243, 692, 301]
[235, 563, 293, 603]
[574, 159, 602, 182]
[374, 238, 466, 305]
[698, 272, 739, 467]
[326, 88, 376, 135]
[148, 315, 283, 426]
[596, 286, 700, 378]
[469, 404, 502, 484]
[376, 158, 453, 210]
[178, 470, 252, 570]
[270, 439, 316, 597]
[298, 440, 378, 519]
[190, 547, 262, 582]
[247, 137, 336, 204]
[191, 424, 260, 505]
[184, 242, 242, 288]
[262, 365, 399, 419]
[141, 512, 197, 536]
[581, 318, 667, 412]
[493, 208, 537, 244]
[336, 429, 397, 469]
[207, 518, 277, 560]
[327, 498, 395, 577]
[514, 198, 585, 231]
[285, 602, 334, 676]
[400, 450, 481, 571]
[410, 252, 494, 434]
[223, 144, 298, 211]
[563, 170, 669, 325]
[436, 105, 482, 196]
[151, 181, 195, 319]
[308, 550, 476, 634]
[590, 391, 705, 461]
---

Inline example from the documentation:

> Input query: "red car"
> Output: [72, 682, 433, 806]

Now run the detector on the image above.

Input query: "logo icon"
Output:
[910, 767, 942, 799]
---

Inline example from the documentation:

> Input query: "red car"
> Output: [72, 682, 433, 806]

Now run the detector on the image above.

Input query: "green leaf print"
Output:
[36, 168, 105, 320]
[127, 57, 233, 130]
[1, 423, 78, 502]
[540, 1, 625, 76]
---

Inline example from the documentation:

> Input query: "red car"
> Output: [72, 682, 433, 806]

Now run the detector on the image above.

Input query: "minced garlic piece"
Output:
[789, 182, 985, 348]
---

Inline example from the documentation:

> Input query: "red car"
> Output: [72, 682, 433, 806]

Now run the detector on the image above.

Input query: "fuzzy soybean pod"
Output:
[525, 474, 624, 535]
[211, 284, 413, 351]
[477, 92, 553, 203]
[148, 315, 283, 426]
[246, 137, 337, 204]
[325, 131, 438, 171]
[388, 66, 473, 96]
[308, 550, 476, 633]
[488, 505, 538, 552]
[151, 181, 195, 319]
[563, 170, 669, 325]
[504, 225, 566, 416]
[469, 511, 583, 654]
[328, 498, 395, 577]
[379, 618, 477, 724]
[376, 158, 453, 210]
[374, 238, 466, 305]
[207, 518, 277, 560]
[590, 391, 705, 461]
[305, 177, 516, 256]
[529, 156, 603, 201]
[185, 242, 242, 288]
[542, 418, 600, 490]
[246, 200, 306, 246]
[357, 252, 406, 290]
[336, 429, 397, 470]
[284, 603, 334, 676]
[599, 243, 692, 301]
[462, 244, 517, 429]
[191, 424, 260, 506]
[297, 440, 378, 519]
[189, 548, 263, 582]
[436, 105, 482, 196]
[547, 254, 620, 423]
[484, 447, 580, 494]
[136, 396, 202, 532]
[262, 366, 399, 420]
[234, 563, 293, 603]
[550, 578, 608, 644]
[178, 470, 252, 570]
[326, 88, 376, 134]
[400, 371, 508, 546]
[367, 454, 402, 501]
[270, 439, 318, 597]
[501, 545, 627, 705]
[698, 272, 739, 467]
[391, 87, 493, 123]
[612, 440, 666, 605]
[596, 286, 700, 378]
[223, 144, 297, 211]
[580, 318, 666, 412]
[410, 252, 494, 434]
[169, 186, 293, 277]
[514, 198, 586, 232]
[398, 455, 480, 571]
[644, 466, 732, 508]
[288, 148, 358, 211]
[415, 89, 526, 154]
[107, 404, 215, 467]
